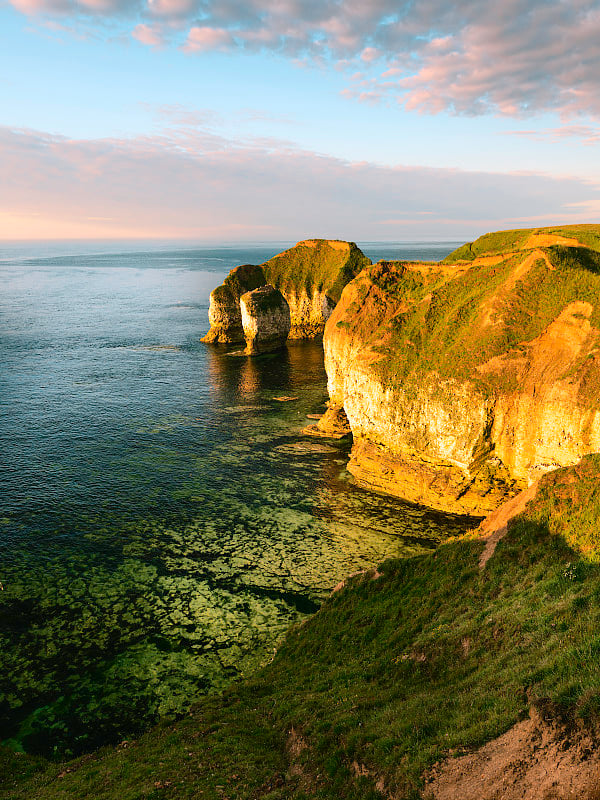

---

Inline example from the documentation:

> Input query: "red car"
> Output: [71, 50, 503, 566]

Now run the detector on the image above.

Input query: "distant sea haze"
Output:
[0, 239, 466, 757]
[0, 238, 463, 265]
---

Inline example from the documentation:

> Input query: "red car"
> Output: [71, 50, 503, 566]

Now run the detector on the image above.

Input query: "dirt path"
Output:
[478, 481, 540, 569]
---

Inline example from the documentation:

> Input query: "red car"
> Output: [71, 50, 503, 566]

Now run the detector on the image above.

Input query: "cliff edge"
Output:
[201, 263, 266, 344]
[323, 224, 600, 514]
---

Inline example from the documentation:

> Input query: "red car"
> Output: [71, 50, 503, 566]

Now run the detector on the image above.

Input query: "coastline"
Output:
[6, 228, 600, 798]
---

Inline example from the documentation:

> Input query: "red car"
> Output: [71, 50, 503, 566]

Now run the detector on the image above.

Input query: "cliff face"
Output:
[202, 240, 370, 343]
[240, 285, 291, 354]
[323, 225, 600, 514]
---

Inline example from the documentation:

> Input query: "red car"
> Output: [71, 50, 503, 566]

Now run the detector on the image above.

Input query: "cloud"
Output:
[146, 0, 195, 17]
[132, 22, 163, 46]
[140, 102, 221, 127]
[360, 46, 381, 63]
[1, 122, 598, 240]
[9, 0, 600, 119]
[504, 124, 600, 145]
[182, 26, 233, 52]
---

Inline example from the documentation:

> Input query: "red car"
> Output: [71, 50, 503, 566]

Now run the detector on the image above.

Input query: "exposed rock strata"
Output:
[323, 225, 600, 514]
[203, 239, 370, 343]
[240, 284, 290, 355]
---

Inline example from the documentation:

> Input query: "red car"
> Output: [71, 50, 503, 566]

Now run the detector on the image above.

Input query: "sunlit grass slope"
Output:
[443, 224, 600, 263]
[262, 239, 370, 304]
[338, 239, 600, 395]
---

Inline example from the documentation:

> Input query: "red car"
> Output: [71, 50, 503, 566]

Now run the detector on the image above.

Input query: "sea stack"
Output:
[240, 284, 291, 355]
[202, 239, 371, 344]
[259, 239, 371, 338]
[201, 263, 266, 344]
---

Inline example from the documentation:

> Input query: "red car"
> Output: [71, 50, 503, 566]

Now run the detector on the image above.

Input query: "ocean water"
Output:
[0, 240, 469, 757]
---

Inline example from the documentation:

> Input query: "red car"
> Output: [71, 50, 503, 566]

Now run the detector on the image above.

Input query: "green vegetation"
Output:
[211, 264, 266, 305]
[516, 454, 600, 561]
[443, 224, 600, 263]
[348, 245, 600, 397]
[5, 455, 600, 799]
[6, 227, 600, 798]
[263, 240, 371, 304]
[242, 285, 288, 314]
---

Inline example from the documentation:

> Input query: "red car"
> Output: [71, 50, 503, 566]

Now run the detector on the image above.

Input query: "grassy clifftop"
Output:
[210, 263, 266, 306]
[5, 456, 600, 799]
[334, 240, 600, 398]
[262, 239, 371, 304]
[443, 224, 600, 263]
[203, 240, 371, 342]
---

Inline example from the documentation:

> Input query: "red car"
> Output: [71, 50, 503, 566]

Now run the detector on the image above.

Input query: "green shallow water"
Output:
[0, 242, 470, 757]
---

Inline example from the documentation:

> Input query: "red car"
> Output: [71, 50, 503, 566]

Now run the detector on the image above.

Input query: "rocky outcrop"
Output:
[323, 225, 600, 515]
[202, 240, 370, 343]
[302, 402, 352, 439]
[201, 264, 266, 343]
[240, 285, 291, 355]
[261, 239, 371, 338]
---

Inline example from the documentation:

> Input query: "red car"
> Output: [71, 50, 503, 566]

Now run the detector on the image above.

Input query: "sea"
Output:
[0, 239, 470, 757]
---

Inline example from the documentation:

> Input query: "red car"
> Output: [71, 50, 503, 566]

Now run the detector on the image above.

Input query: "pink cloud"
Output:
[146, 0, 195, 16]
[5, 0, 600, 119]
[360, 46, 381, 63]
[9, 0, 137, 14]
[9, 0, 70, 14]
[182, 26, 233, 52]
[504, 124, 600, 145]
[132, 22, 164, 46]
[1, 123, 599, 241]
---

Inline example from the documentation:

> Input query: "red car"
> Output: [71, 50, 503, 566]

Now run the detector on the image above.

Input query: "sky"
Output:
[1, 0, 599, 241]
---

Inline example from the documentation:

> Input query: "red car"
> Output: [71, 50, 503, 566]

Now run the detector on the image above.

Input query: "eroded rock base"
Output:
[347, 438, 519, 516]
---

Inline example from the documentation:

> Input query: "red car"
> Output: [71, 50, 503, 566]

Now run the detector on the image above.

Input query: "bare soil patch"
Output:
[524, 233, 582, 249]
[422, 708, 600, 800]
[478, 481, 540, 569]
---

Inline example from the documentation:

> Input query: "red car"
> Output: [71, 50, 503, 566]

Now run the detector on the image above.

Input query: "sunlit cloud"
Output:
[132, 22, 163, 46]
[504, 124, 600, 145]
[8, 0, 600, 119]
[140, 102, 220, 127]
[182, 25, 233, 52]
[1, 123, 598, 240]
[146, 0, 195, 17]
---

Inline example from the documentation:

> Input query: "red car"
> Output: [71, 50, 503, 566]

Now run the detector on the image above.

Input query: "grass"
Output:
[516, 454, 600, 561]
[211, 264, 266, 306]
[241, 285, 288, 314]
[443, 224, 600, 263]
[7, 226, 600, 797]
[5, 455, 600, 799]
[263, 240, 371, 304]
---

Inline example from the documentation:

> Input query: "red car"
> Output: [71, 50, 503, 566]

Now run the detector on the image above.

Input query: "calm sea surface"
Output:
[0, 240, 469, 757]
